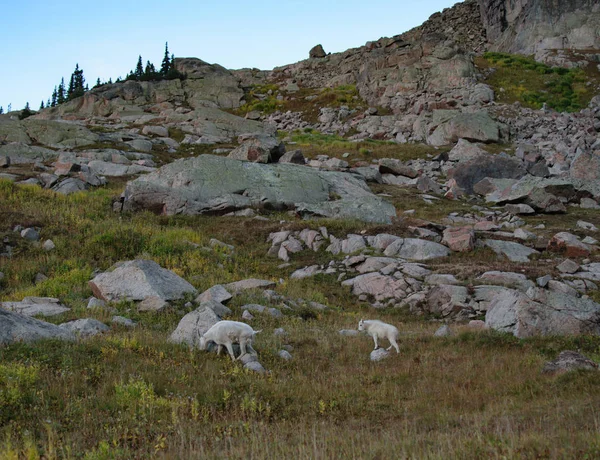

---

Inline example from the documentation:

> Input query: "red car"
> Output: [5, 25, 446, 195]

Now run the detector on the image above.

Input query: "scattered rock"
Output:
[21, 228, 40, 241]
[442, 227, 475, 252]
[196, 285, 233, 305]
[484, 239, 539, 263]
[59, 319, 110, 338]
[42, 239, 56, 251]
[89, 259, 197, 302]
[557, 259, 580, 274]
[169, 306, 221, 347]
[278, 350, 293, 360]
[137, 296, 169, 312]
[1, 297, 70, 317]
[542, 350, 599, 375]
[309, 44, 327, 59]
[224, 278, 276, 293]
[111, 316, 137, 327]
[0, 309, 75, 344]
[547, 233, 591, 258]
[434, 325, 454, 337]
[370, 348, 391, 361]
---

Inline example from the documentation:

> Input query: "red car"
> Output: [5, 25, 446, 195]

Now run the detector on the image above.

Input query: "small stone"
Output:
[542, 350, 598, 374]
[278, 350, 293, 361]
[339, 329, 359, 336]
[87, 297, 106, 309]
[244, 361, 266, 373]
[112, 316, 137, 327]
[434, 325, 454, 337]
[34, 273, 48, 284]
[273, 328, 286, 336]
[467, 320, 487, 330]
[42, 239, 56, 251]
[582, 236, 598, 245]
[370, 348, 391, 362]
[537, 275, 552, 288]
[557, 259, 580, 274]
[577, 221, 598, 232]
[21, 228, 40, 241]
[242, 310, 254, 320]
[137, 296, 169, 312]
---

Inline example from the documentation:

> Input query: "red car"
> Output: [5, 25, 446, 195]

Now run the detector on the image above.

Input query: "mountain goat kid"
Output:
[198, 320, 261, 361]
[358, 319, 400, 353]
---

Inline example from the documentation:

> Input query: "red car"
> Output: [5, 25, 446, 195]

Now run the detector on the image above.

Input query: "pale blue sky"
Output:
[1, 1, 460, 112]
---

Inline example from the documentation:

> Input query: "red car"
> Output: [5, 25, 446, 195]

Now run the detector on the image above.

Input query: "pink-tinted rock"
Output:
[547, 232, 591, 258]
[442, 226, 475, 252]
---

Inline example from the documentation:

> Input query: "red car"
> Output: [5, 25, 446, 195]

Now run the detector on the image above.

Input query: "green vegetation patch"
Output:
[287, 128, 447, 162]
[477, 52, 598, 112]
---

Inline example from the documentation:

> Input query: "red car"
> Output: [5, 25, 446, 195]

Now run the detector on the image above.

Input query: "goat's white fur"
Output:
[199, 320, 261, 361]
[358, 319, 400, 353]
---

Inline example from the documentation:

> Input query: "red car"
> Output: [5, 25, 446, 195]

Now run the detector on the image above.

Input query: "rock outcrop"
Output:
[479, 0, 600, 65]
[122, 155, 397, 223]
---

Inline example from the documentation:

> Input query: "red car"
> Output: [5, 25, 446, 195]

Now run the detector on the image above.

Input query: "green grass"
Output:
[477, 52, 599, 112]
[286, 129, 447, 162]
[1, 177, 600, 458]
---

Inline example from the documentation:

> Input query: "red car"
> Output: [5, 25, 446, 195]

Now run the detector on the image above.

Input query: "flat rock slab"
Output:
[484, 239, 539, 263]
[122, 154, 397, 224]
[383, 238, 450, 261]
[59, 319, 110, 338]
[89, 259, 197, 302]
[1, 297, 70, 317]
[0, 309, 75, 344]
[196, 284, 233, 304]
[542, 351, 599, 374]
[224, 278, 276, 293]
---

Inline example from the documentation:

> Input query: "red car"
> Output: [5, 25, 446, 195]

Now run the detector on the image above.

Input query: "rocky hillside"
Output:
[1, 1, 600, 457]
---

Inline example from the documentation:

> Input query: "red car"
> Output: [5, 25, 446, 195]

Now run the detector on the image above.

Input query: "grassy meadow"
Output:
[1, 176, 600, 459]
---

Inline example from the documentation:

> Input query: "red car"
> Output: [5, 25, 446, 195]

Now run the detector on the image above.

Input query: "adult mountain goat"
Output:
[199, 320, 261, 361]
[358, 319, 400, 353]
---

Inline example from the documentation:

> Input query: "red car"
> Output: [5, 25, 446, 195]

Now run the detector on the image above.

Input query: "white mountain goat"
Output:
[358, 319, 400, 353]
[198, 321, 261, 361]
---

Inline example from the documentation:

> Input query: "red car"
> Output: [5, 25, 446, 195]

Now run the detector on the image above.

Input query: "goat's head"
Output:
[358, 319, 365, 331]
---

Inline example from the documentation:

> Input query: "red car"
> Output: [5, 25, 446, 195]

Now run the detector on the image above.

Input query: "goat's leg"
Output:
[247, 342, 257, 356]
[237, 339, 248, 361]
[216, 344, 223, 355]
[372, 334, 379, 350]
[387, 337, 400, 354]
[225, 342, 236, 361]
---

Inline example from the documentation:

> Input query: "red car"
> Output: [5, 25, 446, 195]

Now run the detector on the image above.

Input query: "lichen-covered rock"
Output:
[122, 155, 396, 224]
[0, 309, 75, 344]
[89, 259, 197, 302]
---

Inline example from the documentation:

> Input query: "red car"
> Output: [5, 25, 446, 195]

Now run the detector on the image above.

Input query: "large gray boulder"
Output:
[169, 306, 221, 347]
[89, 259, 197, 302]
[484, 239, 539, 263]
[122, 155, 397, 224]
[448, 153, 526, 194]
[383, 238, 450, 260]
[485, 288, 600, 338]
[428, 111, 505, 146]
[0, 309, 75, 344]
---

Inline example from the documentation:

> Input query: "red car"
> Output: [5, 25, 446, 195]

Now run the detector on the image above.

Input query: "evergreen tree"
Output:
[143, 60, 157, 80]
[57, 78, 66, 104]
[51, 87, 58, 107]
[108, 77, 113, 84]
[135, 56, 144, 79]
[40, 101, 45, 110]
[47, 98, 51, 108]
[160, 42, 171, 75]
[95, 77, 101, 88]
[8, 104, 11, 112]
[67, 64, 85, 100]
[19, 102, 33, 120]
[0, 107, 3, 115]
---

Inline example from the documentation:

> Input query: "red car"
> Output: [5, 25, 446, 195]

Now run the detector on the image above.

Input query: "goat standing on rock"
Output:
[358, 319, 400, 353]
[199, 321, 261, 361]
